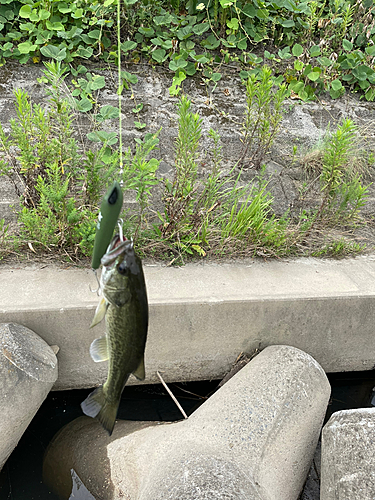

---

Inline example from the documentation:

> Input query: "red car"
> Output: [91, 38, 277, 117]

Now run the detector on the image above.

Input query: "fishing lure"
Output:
[91, 181, 123, 270]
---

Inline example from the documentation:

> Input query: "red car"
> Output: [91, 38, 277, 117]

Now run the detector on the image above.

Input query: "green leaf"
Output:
[184, 40, 195, 51]
[87, 130, 117, 145]
[169, 70, 186, 96]
[176, 26, 194, 40]
[121, 70, 138, 84]
[134, 121, 146, 129]
[330, 88, 342, 99]
[342, 39, 353, 51]
[152, 48, 167, 63]
[154, 14, 173, 25]
[40, 45, 67, 61]
[289, 80, 304, 92]
[192, 53, 210, 64]
[359, 79, 370, 90]
[71, 9, 83, 19]
[220, 0, 234, 7]
[365, 46, 375, 57]
[298, 89, 309, 101]
[19, 5, 31, 18]
[330, 79, 343, 91]
[309, 45, 321, 57]
[185, 62, 197, 76]
[227, 18, 239, 30]
[278, 47, 292, 59]
[264, 50, 275, 60]
[169, 57, 188, 71]
[91, 75, 105, 90]
[192, 244, 206, 256]
[18, 41, 37, 54]
[317, 56, 331, 67]
[139, 26, 154, 37]
[201, 34, 220, 49]
[58, 3, 72, 14]
[211, 72, 222, 82]
[121, 41, 137, 52]
[192, 23, 210, 35]
[236, 38, 247, 50]
[307, 71, 320, 81]
[46, 21, 64, 31]
[241, 4, 256, 17]
[365, 87, 375, 101]
[97, 105, 119, 122]
[292, 43, 303, 57]
[280, 19, 295, 27]
[70, 64, 87, 76]
[73, 46, 93, 59]
[75, 98, 93, 112]
[273, 75, 284, 85]
[256, 8, 269, 19]
[294, 60, 304, 71]
[18, 54, 30, 64]
[132, 103, 143, 113]
[39, 9, 50, 20]
[88, 30, 101, 40]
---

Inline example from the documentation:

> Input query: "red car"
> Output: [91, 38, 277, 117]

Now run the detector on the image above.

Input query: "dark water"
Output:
[1, 372, 374, 500]
[0, 380, 218, 500]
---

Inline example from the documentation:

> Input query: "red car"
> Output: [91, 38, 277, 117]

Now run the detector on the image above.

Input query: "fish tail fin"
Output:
[80, 386, 118, 436]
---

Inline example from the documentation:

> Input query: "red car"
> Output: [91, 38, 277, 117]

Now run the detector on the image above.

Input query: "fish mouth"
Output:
[101, 234, 133, 268]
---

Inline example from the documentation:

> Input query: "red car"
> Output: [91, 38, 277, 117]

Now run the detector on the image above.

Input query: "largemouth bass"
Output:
[81, 234, 148, 435]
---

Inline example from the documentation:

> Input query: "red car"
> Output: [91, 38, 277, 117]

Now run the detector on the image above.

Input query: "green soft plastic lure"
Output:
[91, 182, 123, 270]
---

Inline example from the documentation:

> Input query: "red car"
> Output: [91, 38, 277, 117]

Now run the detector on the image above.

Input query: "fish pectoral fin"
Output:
[90, 335, 109, 362]
[90, 297, 108, 328]
[132, 356, 145, 381]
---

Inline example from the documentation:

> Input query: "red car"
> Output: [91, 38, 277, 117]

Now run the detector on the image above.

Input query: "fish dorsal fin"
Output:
[90, 297, 108, 328]
[90, 335, 109, 362]
[132, 356, 145, 381]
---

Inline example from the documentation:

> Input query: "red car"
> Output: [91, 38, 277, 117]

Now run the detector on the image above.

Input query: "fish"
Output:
[81, 234, 148, 435]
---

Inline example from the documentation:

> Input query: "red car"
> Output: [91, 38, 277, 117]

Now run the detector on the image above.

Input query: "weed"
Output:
[239, 66, 288, 169]
[0, 219, 10, 260]
[312, 238, 366, 257]
[297, 118, 371, 232]
[319, 119, 371, 221]
[121, 131, 162, 239]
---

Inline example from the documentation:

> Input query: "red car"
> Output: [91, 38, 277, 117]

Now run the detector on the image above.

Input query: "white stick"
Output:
[156, 371, 188, 419]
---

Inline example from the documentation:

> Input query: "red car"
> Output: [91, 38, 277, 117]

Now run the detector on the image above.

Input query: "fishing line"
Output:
[117, 0, 123, 185]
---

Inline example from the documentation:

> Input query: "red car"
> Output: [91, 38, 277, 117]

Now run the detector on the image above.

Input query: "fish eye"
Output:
[117, 261, 129, 275]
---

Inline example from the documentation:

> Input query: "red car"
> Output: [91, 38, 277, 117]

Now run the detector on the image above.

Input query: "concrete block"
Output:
[1, 258, 375, 390]
[320, 408, 375, 500]
[0, 323, 58, 470]
[43, 345, 330, 500]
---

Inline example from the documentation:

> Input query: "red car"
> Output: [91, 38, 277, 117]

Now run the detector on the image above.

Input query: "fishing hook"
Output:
[89, 268, 101, 295]
[118, 218, 124, 241]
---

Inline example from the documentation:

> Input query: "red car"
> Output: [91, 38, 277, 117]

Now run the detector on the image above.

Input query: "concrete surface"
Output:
[320, 408, 375, 500]
[43, 345, 330, 500]
[1, 256, 375, 390]
[0, 323, 58, 470]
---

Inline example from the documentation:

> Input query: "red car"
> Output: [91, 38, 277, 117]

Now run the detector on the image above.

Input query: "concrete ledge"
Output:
[1, 256, 375, 390]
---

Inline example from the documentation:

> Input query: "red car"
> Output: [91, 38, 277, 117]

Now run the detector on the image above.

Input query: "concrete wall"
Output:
[1, 256, 375, 390]
[1, 63, 375, 223]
